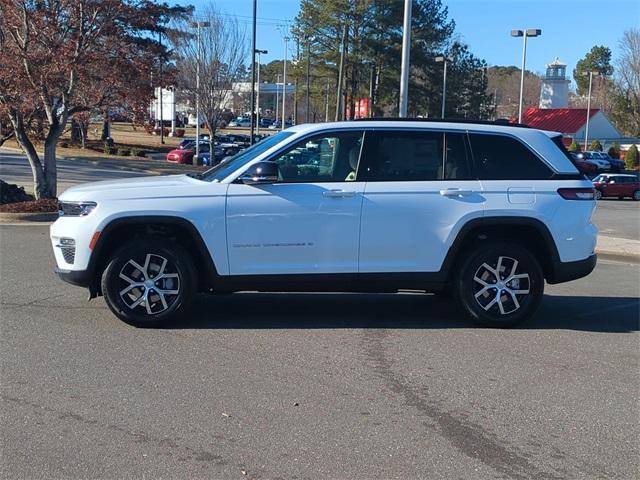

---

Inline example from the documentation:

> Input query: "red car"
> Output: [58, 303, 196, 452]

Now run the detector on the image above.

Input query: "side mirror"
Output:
[239, 161, 279, 185]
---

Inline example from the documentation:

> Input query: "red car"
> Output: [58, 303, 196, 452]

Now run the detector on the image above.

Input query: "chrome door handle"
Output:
[323, 190, 356, 198]
[440, 188, 473, 197]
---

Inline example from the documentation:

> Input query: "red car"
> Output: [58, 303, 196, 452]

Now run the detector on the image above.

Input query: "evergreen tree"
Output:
[624, 144, 639, 169]
[589, 140, 603, 151]
[607, 142, 621, 159]
[573, 46, 614, 96]
[568, 140, 580, 152]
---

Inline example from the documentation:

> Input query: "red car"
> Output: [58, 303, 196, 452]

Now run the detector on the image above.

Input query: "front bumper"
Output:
[547, 254, 597, 284]
[55, 267, 94, 288]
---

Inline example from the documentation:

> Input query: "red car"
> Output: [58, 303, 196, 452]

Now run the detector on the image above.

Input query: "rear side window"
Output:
[359, 130, 472, 181]
[469, 133, 553, 180]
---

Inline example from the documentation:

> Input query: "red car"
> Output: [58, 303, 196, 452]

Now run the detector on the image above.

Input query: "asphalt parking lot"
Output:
[1, 224, 638, 479]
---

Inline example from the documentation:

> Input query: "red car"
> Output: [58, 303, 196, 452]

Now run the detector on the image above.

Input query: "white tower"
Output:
[539, 57, 570, 108]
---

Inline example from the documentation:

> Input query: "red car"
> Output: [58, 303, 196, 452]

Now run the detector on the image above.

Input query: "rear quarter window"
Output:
[469, 133, 554, 180]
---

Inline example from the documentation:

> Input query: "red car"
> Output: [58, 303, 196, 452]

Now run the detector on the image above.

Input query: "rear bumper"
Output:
[547, 254, 597, 284]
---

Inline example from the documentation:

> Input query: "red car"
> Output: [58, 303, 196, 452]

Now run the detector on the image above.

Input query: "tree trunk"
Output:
[7, 110, 50, 199]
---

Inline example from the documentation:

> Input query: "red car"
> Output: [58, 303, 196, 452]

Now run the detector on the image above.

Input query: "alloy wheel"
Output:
[118, 253, 181, 315]
[472, 256, 531, 315]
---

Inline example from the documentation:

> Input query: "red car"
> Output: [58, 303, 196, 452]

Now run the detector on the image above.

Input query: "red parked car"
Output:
[592, 174, 640, 201]
[570, 153, 598, 176]
[166, 147, 195, 164]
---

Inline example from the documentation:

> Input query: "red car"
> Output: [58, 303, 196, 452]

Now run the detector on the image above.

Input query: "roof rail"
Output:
[349, 117, 531, 128]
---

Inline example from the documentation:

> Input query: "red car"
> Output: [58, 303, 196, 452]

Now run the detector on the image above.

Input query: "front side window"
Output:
[358, 130, 472, 181]
[469, 133, 553, 180]
[268, 131, 364, 183]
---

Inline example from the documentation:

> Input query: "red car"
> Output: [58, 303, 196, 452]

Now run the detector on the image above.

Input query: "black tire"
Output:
[101, 237, 196, 327]
[633, 190, 640, 201]
[594, 189, 603, 200]
[454, 242, 544, 328]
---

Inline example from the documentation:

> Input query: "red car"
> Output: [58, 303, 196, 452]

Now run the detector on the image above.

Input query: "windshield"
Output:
[200, 131, 294, 182]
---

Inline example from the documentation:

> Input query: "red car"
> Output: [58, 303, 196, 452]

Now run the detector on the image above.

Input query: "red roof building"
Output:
[519, 108, 620, 142]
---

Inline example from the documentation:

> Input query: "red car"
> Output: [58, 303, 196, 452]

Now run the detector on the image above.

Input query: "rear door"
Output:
[357, 129, 483, 273]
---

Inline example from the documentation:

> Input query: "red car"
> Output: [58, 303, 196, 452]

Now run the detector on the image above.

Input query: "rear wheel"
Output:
[633, 190, 640, 201]
[101, 237, 196, 327]
[454, 242, 544, 328]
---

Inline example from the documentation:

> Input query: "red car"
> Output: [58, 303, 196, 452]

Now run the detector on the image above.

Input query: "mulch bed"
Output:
[0, 198, 58, 213]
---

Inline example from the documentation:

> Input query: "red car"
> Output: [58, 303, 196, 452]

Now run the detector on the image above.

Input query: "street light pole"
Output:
[249, 0, 257, 144]
[275, 73, 281, 125]
[282, 36, 289, 131]
[511, 28, 541, 123]
[583, 71, 598, 151]
[398, 0, 412, 117]
[190, 21, 210, 162]
[435, 56, 451, 118]
[158, 30, 164, 144]
[255, 49, 268, 135]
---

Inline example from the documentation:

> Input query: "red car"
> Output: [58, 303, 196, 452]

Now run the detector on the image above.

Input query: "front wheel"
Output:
[594, 190, 603, 200]
[454, 242, 544, 328]
[101, 237, 196, 327]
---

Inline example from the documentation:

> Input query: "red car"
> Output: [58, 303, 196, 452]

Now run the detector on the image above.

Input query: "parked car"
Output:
[587, 151, 624, 172]
[592, 174, 640, 200]
[259, 118, 274, 128]
[228, 117, 251, 128]
[268, 120, 293, 129]
[579, 152, 611, 172]
[52, 119, 597, 328]
[178, 135, 209, 149]
[167, 141, 210, 165]
[570, 153, 598, 176]
[220, 134, 251, 148]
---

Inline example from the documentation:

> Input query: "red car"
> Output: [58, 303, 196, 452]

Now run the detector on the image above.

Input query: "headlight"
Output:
[58, 201, 97, 217]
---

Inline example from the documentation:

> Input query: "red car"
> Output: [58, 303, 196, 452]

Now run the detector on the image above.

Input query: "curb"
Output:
[594, 249, 640, 264]
[0, 212, 58, 223]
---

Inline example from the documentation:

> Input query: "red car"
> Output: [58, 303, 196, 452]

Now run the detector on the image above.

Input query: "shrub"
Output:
[175, 129, 185, 138]
[589, 139, 603, 151]
[131, 149, 146, 157]
[117, 148, 131, 156]
[568, 140, 580, 152]
[624, 144, 639, 169]
[607, 143, 621, 160]
[153, 127, 170, 136]
[59, 141, 69, 148]
[103, 145, 117, 155]
[0, 180, 34, 204]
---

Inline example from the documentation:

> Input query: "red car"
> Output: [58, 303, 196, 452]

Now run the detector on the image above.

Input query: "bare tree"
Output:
[174, 7, 248, 154]
[610, 28, 640, 136]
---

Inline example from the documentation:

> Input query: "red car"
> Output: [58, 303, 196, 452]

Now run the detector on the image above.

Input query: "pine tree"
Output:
[624, 144, 639, 169]
[589, 140, 603, 151]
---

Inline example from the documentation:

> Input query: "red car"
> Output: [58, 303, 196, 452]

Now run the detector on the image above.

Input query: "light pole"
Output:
[582, 71, 599, 151]
[399, 0, 412, 117]
[435, 56, 452, 118]
[282, 36, 289, 131]
[249, 0, 257, 144]
[255, 49, 268, 135]
[190, 20, 210, 162]
[511, 28, 541, 123]
[275, 73, 281, 125]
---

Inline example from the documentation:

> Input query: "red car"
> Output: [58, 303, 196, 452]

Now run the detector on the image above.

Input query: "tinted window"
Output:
[359, 130, 471, 181]
[469, 133, 553, 180]
[269, 131, 364, 183]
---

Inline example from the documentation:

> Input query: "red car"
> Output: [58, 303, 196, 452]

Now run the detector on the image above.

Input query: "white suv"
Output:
[51, 120, 597, 327]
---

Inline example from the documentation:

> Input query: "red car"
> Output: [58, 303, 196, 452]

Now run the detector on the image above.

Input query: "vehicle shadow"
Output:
[170, 293, 640, 333]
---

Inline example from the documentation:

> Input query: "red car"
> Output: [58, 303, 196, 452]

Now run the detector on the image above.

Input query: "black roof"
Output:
[349, 117, 531, 128]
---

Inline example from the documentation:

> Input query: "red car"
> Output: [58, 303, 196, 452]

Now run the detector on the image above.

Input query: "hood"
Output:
[59, 174, 225, 202]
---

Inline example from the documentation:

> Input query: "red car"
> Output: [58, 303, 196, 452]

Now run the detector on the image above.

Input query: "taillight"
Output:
[557, 188, 595, 200]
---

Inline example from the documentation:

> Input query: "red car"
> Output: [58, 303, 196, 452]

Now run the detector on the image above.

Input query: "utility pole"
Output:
[325, 80, 330, 122]
[435, 56, 451, 118]
[306, 36, 311, 123]
[335, 24, 347, 122]
[399, 0, 412, 117]
[249, 0, 257, 144]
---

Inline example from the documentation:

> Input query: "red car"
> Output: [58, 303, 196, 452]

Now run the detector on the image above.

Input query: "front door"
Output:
[226, 130, 365, 275]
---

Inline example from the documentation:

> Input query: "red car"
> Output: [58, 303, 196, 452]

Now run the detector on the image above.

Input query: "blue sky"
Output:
[182, 0, 640, 87]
